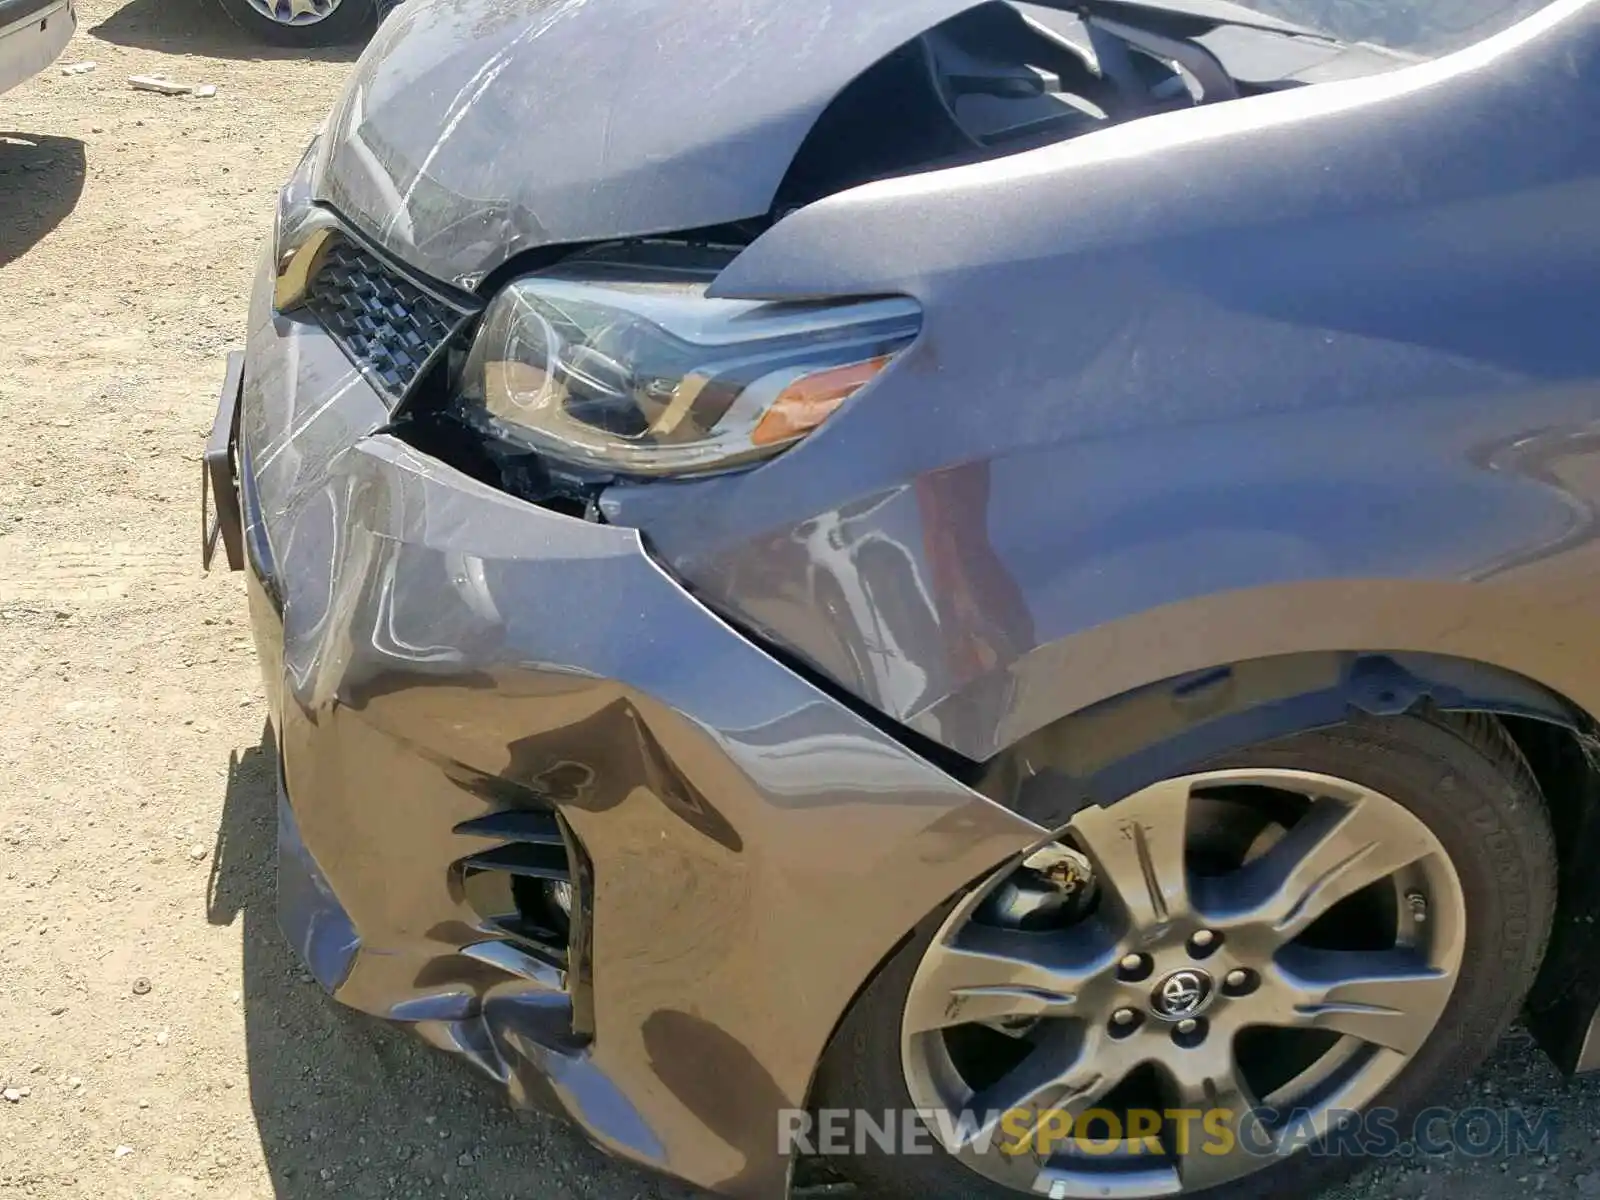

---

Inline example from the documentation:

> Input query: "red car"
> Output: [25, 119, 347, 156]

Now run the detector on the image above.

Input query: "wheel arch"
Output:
[972, 647, 1591, 823]
[908, 579, 1600, 763]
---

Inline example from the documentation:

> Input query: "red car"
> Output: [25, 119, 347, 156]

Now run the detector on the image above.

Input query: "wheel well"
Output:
[1499, 714, 1600, 1072]
[1499, 715, 1599, 874]
[972, 648, 1600, 1072]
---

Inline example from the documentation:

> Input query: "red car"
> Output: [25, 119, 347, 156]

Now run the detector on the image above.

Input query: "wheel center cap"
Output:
[1149, 969, 1215, 1021]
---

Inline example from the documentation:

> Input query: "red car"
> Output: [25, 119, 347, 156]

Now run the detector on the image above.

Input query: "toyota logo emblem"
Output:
[1151, 969, 1214, 1020]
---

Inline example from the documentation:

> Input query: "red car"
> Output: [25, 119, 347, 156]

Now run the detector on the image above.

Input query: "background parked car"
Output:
[212, 0, 388, 45]
[0, 0, 74, 95]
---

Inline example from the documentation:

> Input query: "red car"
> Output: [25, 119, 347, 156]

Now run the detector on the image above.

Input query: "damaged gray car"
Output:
[203, 0, 1600, 1196]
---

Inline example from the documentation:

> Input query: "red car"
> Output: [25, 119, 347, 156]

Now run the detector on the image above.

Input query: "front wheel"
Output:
[814, 713, 1554, 1200]
[213, 0, 377, 46]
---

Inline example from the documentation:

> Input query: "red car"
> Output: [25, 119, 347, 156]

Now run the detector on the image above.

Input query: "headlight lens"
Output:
[458, 246, 921, 477]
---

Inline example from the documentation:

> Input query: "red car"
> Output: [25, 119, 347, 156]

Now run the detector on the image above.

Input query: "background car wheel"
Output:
[813, 712, 1554, 1200]
[213, 0, 376, 46]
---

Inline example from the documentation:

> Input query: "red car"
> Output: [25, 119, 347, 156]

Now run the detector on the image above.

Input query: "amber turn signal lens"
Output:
[751, 356, 893, 447]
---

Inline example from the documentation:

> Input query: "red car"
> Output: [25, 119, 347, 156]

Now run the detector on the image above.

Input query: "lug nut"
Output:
[1117, 953, 1152, 981]
[1187, 929, 1221, 957]
[1171, 1016, 1208, 1048]
[1222, 967, 1259, 996]
[1108, 1007, 1142, 1038]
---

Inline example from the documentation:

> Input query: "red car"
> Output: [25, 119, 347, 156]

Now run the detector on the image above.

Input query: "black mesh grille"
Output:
[304, 238, 471, 399]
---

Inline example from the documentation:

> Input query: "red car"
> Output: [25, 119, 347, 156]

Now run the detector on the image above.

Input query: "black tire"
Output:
[813, 711, 1556, 1200]
[213, 0, 377, 46]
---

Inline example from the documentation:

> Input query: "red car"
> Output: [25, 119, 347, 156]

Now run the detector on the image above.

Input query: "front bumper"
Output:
[204, 251, 1044, 1196]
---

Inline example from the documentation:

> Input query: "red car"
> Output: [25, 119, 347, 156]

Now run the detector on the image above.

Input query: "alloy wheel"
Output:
[900, 768, 1466, 1198]
[243, 0, 341, 25]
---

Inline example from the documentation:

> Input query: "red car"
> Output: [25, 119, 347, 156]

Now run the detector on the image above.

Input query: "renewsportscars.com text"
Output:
[780, 1105, 1557, 1162]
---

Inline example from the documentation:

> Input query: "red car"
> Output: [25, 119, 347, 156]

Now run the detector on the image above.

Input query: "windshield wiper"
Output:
[1064, 0, 1359, 109]
[1084, 11, 1242, 103]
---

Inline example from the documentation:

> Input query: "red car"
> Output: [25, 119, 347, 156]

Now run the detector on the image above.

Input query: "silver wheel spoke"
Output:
[251, 0, 339, 24]
[1206, 792, 1435, 940]
[1166, 1040, 1264, 1192]
[1168, 1036, 1256, 1112]
[1269, 947, 1456, 1056]
[902, 925, 1101, 1034]
[1069, 779, 1194, 930]
[963, 1032, 1123, 1154]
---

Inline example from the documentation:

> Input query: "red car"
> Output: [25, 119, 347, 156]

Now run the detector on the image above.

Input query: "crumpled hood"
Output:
[314, 0, 994, 288]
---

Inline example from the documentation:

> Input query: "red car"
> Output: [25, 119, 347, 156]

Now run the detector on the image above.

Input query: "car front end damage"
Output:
[209, 239, 1045, 1195]
[202, 0, 1600, 1195]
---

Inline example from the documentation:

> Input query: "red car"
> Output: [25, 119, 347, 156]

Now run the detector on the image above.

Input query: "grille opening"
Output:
[455, 809, 577, 972]
[304, 234, 479, 402]
[389, 406, 593, 519]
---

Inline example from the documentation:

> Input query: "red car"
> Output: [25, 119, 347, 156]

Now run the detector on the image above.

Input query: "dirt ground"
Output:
[2, 3, 1600, 1199]
[0, 2, 687, 1197]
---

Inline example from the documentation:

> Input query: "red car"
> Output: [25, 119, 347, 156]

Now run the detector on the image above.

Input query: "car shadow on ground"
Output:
[91, 0, 365, 62]
[0, 133, 86, 270]
[208, 729, 689, 1198]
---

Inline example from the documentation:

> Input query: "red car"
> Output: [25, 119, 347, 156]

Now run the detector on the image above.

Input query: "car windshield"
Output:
[1233, 0, 1560, 55]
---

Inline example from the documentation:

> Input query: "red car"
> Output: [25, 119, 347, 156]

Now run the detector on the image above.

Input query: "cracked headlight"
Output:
[458, 244, 921, 478]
